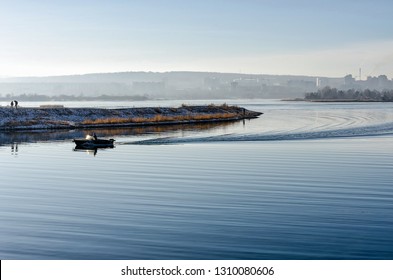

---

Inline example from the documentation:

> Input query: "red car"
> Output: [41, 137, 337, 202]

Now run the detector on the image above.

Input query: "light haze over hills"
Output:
[1, 71, 391, 100]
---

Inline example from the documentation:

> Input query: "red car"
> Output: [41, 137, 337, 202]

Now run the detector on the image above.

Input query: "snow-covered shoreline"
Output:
[0, 105, 262, 130]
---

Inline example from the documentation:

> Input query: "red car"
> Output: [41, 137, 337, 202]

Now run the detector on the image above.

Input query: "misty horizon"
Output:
[0, 69, 389, 80]
[1, 70, 392, 101]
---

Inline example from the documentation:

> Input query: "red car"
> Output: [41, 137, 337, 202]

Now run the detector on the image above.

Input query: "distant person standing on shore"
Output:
[14, 100, 18, 109]
[10, 101, 14, 108]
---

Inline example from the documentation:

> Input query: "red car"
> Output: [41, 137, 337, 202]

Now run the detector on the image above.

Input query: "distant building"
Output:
[316, 77, 322, 88]
[231, 78, 263, 91]
[342, 74, 393, 90]
[365, 76, 379, 89]
[344, 74, 355, 86]
[377, 75, 390, 89]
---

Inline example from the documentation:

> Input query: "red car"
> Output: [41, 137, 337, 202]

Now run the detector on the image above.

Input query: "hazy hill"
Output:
[0, 71, 344, 99]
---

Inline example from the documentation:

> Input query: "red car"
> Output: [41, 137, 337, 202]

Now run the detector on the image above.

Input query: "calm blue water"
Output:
[1, 100, 393, 259]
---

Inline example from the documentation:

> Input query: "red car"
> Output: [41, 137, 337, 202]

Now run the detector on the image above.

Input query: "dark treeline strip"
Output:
[305, 87, 393, 101]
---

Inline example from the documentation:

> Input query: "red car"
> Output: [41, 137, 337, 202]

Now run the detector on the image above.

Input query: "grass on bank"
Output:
[81, 112, 239, 125]
[4, 119, 72, 127]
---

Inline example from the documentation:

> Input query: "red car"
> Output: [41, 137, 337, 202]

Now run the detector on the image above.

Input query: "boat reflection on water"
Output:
[73, 146, 115, 156]
[73, 147, 98, 156]
[0, 120, 239, 153]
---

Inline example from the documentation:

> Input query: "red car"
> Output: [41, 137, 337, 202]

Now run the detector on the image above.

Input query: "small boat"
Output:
[73, 134, 115, 148]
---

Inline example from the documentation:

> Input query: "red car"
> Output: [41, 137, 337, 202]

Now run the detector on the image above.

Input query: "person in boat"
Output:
[93, 133, 97, 141]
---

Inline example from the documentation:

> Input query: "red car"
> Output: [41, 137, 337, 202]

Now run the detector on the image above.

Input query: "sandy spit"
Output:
[0, 105, 262, 131]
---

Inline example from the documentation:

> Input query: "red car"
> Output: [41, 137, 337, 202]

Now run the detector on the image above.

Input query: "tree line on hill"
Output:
[305, 87, 393, 101]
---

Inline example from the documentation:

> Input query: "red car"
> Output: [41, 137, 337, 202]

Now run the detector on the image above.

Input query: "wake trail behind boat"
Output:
[130, 121, 393, 145]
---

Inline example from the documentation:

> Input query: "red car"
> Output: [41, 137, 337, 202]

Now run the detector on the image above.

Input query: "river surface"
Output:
[1, 99, 392, 259]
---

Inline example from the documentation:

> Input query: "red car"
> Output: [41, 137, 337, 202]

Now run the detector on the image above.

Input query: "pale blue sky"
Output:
[1, 0, 393, 77]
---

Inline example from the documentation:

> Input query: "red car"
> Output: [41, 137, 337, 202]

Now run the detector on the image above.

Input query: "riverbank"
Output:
[0, 104, 262, 130]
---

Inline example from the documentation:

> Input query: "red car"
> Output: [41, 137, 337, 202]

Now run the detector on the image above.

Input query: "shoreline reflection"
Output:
[0, 120, 239, 148]
[11, 143, 19, 155]
[73, 147, 97, 156]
